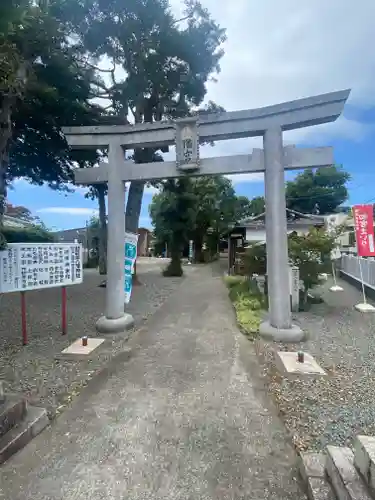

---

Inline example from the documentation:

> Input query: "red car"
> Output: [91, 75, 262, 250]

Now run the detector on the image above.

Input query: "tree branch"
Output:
[171, 15, 192, 25]
[109, 58, 117, 86]
[90, 78, 114, 96]
[89, 90, 111, 99]
[79, 58, 114, 74]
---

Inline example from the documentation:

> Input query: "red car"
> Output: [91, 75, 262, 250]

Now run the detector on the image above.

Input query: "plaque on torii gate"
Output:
[63, 89, 350, 342]
[175, 116, 200, 171]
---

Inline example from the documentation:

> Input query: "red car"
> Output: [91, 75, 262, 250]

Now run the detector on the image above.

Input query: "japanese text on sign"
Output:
[124, 232, 138, 304]
[0, 243, 83, 293]
[353, 205, 375, 257]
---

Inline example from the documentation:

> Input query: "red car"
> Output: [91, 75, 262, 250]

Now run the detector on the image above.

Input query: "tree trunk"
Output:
[97, 184, 107, 275]
[0, 95, 13, 240]
[163, 245, 183, 277]
[125, 180, 144, 233]
[0, 152, 7, 249]
[124, 96, 159, 279]
[0, 63, 27, 235]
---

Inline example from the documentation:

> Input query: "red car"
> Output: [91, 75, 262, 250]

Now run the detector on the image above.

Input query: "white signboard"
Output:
[0, 243, 83, 293]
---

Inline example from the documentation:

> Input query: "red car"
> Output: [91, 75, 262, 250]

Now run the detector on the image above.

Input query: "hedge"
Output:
[1, 226, 54, 244]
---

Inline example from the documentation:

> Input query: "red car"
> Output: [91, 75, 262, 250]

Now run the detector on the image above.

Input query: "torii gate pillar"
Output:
[260, 127, 301, 339]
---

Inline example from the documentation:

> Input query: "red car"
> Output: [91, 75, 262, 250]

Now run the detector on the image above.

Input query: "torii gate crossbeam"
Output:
[63, 89, 350, 342]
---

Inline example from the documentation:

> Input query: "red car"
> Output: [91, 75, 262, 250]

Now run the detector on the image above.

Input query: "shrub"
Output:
[242, 244, 267, 277]
[288, 228, 336, 304]
[2, 225, 54, 244]
[224, 276, 266, 339]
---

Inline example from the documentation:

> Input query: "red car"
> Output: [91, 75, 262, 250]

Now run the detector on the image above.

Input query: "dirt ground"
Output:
[0, 258, 184, 417]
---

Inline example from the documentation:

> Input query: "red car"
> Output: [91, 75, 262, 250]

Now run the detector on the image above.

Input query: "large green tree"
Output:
[0, 0, 103, 244]
[286, 165, 350, 214]
[149, 175, 252, 271]
[190, 176, 246, 261]
[67, 0, 226, 241]
[150, 178, 196, 276]
[245, 165, 350, 220]
[247, 196, 265, 217]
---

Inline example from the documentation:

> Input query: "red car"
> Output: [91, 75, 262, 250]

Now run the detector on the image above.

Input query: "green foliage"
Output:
[242, 244, 267, 276]
[246, 165, 350, 220]
[70, 0, 226, 120]
[224, 275, 246, 289]
[236, 227, 338, 306]
[235, 195, 253, 221]
[288, 228, 336, 303]
[150, 179, 196, 247]
[248, 196, 265, 217]
[239, 229, 337, 304]
[286, 165, 350, 215]
[2, 225, 54, 244]
[1, 0, 102, 185]
[190, 176, 237, 260]
[151, 178, 196, 276]
[5, 202, 34, 221]
[87, 215, 100, 236]
[224, 276, 265, 339]
[150, 175, 252, 266]
[64, 0, 226, 241]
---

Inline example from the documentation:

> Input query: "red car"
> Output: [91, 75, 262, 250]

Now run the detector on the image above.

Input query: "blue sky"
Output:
[8, 0, 375, 231]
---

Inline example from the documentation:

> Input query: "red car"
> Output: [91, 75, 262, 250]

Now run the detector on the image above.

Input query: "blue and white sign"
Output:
[188, 240, 193, 263]
[124, 232, 138, 304]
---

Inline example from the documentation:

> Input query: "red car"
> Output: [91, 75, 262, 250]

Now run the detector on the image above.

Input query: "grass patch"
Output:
[224, 275, 266, 340]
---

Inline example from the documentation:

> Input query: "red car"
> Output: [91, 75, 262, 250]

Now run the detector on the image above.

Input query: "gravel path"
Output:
[255, 276, 375, 453]
[0, 258, 186, 418]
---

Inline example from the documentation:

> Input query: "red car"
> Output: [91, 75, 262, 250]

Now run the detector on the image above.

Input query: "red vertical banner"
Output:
[353, 204, 375, 257]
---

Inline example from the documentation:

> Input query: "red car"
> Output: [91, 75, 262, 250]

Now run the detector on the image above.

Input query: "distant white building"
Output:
[239, 209, 326, 244]
[3, 215, 34, 229]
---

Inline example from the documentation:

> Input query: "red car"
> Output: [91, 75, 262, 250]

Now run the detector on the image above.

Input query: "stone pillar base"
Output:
[259, 321, 304, 342]
[96, 313, 134, 334]
[355, 303, 375, 313]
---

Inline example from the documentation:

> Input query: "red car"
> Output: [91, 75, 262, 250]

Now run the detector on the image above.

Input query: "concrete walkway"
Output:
[0, 265, 305, 500]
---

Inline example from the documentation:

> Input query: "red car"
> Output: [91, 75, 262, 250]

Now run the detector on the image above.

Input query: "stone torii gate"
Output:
[63, 89, 350, 341]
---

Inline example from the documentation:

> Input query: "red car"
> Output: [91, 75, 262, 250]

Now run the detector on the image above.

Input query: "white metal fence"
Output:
[340, 254, 375, 290]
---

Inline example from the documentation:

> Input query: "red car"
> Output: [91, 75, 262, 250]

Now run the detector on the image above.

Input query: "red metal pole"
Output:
[21, 291, 27, 346]
[61, 286, 67, 335]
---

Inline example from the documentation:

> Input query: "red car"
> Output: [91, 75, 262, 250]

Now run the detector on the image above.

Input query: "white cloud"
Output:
[12, 179, 30, 187]
[170, 0, 375, 146]
[73, 185, 89, 195]
[160, 0, 375, 183]
[37, 207, 99, 216]
[229, 173, 264, 184]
